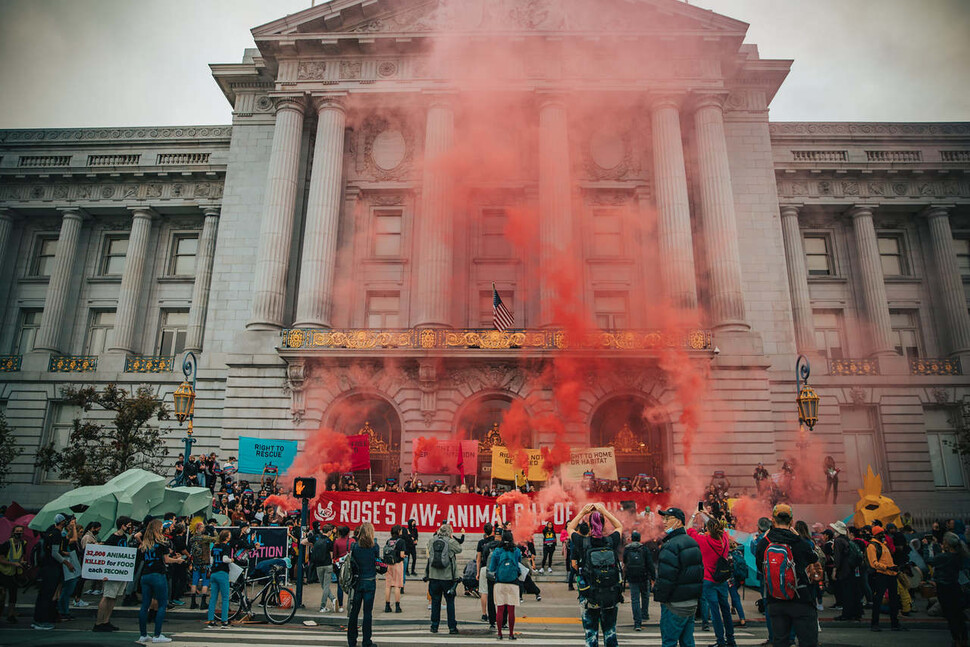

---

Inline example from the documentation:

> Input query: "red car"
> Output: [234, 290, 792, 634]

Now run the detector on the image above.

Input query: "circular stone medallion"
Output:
[590, 129, 625, 170]
[371, 129, 406, 170]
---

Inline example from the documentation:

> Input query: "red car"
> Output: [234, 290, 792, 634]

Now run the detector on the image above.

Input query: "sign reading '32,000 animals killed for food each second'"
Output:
[81, 545, 137, 582]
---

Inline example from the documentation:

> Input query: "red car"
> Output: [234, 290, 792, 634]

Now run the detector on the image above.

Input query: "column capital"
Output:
[199, 204, 221, 218]
[271, 95, 307, 115]
[535, 91, 568, 111]
[126, 205, 159, 220]
[845, 204, 879, 219]
[422, 91, 458, 110]
[0, 207, 19, 222]
[689, 91, 730, 112]
[648, 93, 687, 111]
[311, 93, 348, 113]
[779, 204, 803, 218]
[919, 203, 956, 220]
[55, 206, 88, 220]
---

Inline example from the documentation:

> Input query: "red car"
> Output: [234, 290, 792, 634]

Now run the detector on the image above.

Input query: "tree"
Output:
[35, 384, 171, 487]
[0, 412, 23, 489]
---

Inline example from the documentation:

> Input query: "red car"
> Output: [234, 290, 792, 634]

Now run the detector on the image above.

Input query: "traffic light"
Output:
[293, 476, 316, 499]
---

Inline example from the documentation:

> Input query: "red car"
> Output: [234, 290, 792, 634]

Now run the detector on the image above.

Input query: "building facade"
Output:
[1, 0, 968, 513]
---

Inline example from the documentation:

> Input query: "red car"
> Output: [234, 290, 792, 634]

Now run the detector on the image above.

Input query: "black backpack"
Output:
[382, 538, 400, 565]
[846, 540, 864, 569]
[711, 539, 732, 584]
[430, 537, 449, 570]
[310, 537, 330, 566]
[624, 544, 647, 582]
[581, 537, 621, 608]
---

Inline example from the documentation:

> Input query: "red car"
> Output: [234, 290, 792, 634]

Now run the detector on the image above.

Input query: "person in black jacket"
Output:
[654, 507, 703, 647]
[755, 504, 820, 647]
[622, 530, 656, 631]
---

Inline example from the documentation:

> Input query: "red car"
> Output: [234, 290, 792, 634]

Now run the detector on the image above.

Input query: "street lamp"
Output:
[172, 351, 197, 486]
[795, 354, 819, 431]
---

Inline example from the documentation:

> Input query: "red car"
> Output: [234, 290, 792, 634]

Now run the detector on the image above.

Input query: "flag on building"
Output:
[492, 283, 514, 331]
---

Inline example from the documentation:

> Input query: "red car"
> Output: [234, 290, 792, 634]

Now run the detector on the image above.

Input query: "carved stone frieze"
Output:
[584, 125, 639, 181]
[0, 179, 225, 204]
[777, 176, 969, 201]
[1, 126, 230, 142]
[297, 61, 327, 80]
[449, 363, 525, 394]
[340, 60, 362, 80]
[357, 113, 415, 181]
[849, 386, 866, 405]
[771, 122, 970, 136]
[588, 189, 634, 206]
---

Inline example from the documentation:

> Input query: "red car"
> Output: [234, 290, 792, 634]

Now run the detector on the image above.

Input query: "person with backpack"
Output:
[332, 525, 355, 613]
[830, 520, 862, 621]
[425, 522, 462, 635]
[754, 504, 820, 647]
[347, 522, 381, 647]
[383, 524, 406, 613]
[488, 530, 521, 640]
[309, 524, 336, 613]
[623, 530, 655, 631]
[867, 526, 904, 632]
[477, 523, 500, 628]
[654, 507, 704, 647]
[728, 540, 748, 628]
[566, 502, 624, 647]
[687, 514, 736, 647]
[929, 532, 969, 647]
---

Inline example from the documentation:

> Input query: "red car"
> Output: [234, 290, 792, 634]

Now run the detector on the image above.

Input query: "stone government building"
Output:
[1, 0, 969, 513]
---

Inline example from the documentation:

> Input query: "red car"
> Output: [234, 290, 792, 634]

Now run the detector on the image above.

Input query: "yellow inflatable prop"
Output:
[852, 466, 900, 528]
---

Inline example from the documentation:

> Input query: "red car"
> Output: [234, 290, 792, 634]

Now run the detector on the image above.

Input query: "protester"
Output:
[206, 530, 233, 629]
[929, 532, 969, 646]
[0, 523, 27, 623]
[333, 525, 355, 613]
[137, 518, 185, 644]
[687, 514, 735, 647]
[76, 521, 101, 606]
[654, 507, 703, 647]
[541, 521, 557, 573]
[567, 502, 624, 647]
[517, 540, 542, 602]
[478, 523, 500, 628]
[347, 522, 379, 647]
[168, 523, 189, 607]
[728, 539, 747, 628]
[54, 518, 82, 620]
[867, 525, 904, 632]
[622, 530, 655, 631]
[755, 504, 820, 647]
[93, 516, 134, 632]
[830, 520, 862, 621]
[426, 522, 462, 635]
[309, 524, 337, 613]
[383, 525, 406, 613]
[188, 521, 217, 610]
[823, 456, 839, 504]
[489, 529, 521, 640]
[406, 520, 419, 576]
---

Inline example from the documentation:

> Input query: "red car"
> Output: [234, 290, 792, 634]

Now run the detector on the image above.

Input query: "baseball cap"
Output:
[772, 503, 793, 520]
[658, 507, 686, 525]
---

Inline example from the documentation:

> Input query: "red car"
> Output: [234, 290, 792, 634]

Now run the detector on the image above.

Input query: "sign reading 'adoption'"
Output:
[81, 545, 137, 582]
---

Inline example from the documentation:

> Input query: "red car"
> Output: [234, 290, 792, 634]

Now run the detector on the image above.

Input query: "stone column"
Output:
[0, 209, 16, 274]
[413, 96, 456, 328]
[924, 205, 970, 356]
[35, 208, 84, 353]
[185, 206, 221, 353]
[248, 97, 306, 330]
[650, 95, 698, 310]
[779, 204, 817, 352]
[538, 95, 573, 327]
[693, 93, 748, 330]
[848, 205, 896, 356]
[293, 97, 346, 329]
[108, 207, 155, 353]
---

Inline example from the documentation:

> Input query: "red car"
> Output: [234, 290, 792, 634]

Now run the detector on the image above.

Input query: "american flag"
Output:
[492, 284, 515, 331]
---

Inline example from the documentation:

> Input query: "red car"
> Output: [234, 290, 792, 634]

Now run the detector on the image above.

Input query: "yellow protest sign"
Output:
[490, 446, 548, 482]
[561, 447, 618, 482]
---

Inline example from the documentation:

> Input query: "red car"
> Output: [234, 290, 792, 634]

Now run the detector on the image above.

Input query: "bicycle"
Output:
[228, 565, 296, 625]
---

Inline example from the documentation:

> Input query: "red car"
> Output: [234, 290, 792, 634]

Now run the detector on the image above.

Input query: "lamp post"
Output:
[795, 354, 820, 431]
[172, 352, 198, 486]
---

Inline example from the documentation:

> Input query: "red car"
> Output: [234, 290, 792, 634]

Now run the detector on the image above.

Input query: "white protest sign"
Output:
[81, 544, 137, 582]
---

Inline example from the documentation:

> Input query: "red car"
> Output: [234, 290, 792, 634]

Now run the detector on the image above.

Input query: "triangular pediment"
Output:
[253, 0, 748, 39]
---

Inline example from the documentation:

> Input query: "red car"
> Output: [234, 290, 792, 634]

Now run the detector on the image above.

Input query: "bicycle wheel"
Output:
[263, 584, 296, 624]
[228, 587, 247, 621]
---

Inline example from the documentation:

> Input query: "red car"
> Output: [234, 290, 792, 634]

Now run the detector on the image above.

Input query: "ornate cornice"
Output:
[769, 122, 970, 138]
[0, 126, 231, 145]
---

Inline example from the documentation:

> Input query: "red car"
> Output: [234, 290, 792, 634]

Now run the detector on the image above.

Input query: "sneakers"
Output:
[31, 623, 55, 630]
[206, 622, 220, 630]
[482, 614, 489, 622]
[338, 607, 345, 613]
[221, 622, 231, 629]
[815, 602, 823, 611]
[85, 588, 102, 596]
[136, 636, 151, 644]
[152, 635, 173, 643]
[73, 599, 91, 608]
[319, 606, 329, 613]
[535, 595, 541, 601]
[170, 599, 185, 606]
[449, 629, 460, 635]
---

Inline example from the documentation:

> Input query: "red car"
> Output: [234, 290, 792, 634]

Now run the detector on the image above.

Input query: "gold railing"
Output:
[48, 355, 98, 372]
[910, 358, 962, 376]
[125, 355, 176, 373]
[828, 358, 880, 376]
[279, 328, 713, 352]
[0, 356, 22, 372]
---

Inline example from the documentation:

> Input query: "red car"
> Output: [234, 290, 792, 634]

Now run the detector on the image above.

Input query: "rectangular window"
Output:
[373, 211, 402, 257]
[478, 289, 514, 327]
[365, 292, 400, 328]
[878, 235, 907, 276]
[593, 291, 628, 329]
[29, 236, 57, 277]
[890, 310, 922, 360]
[924, 408, 967, 489]
[14, 309, 42, 354]
[99, 235, 128, 276]
[591, 209, 623, 258]
[169, 234, 199, 276]
[481, 209, 511, 258]
[44, 404, 80, 483]
[84, 310, 116, 355]
[812, 310, 845, 359]
[840, 406, 884, 492]
[952, 238, 970, 277]
[803, 235, 832, 276]
[156, 309, 189, 356]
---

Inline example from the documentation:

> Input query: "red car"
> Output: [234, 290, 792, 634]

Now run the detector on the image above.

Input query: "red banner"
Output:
[413, 439, 479, 476]
[310, 491, 668, 533]
[347, 434, 370, 472]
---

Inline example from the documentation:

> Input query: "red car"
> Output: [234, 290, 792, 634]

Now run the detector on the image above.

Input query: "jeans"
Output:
[316, 565, 336, 608]
[728, 580, 745, 621]
[207, 571, 230, 623]
[660, 603, 696, 647]
[702, 580, 734, 645]
[402, 557, 409, 586]
[428, 579, 457, 631]
[767, 600, 818, 647]
[57, 577, 77, 616]
[139, 572, 169, 637]
[337, 581, 345, 608]
[581, 604, 618, 647]
[629, 580, 651, 627]
[348, 578, 376, 647]
[760, 580, 774, 640]
[870, 572, 900, 628]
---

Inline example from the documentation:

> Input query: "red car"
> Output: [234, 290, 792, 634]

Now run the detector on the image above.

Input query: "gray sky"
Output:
[0, 0, 967, 129]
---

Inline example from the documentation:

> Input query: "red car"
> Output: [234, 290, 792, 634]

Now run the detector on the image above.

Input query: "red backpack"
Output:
[763, 540, 798, 600]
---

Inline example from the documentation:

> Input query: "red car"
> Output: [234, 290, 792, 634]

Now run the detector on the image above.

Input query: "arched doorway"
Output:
[455, 395, 533, 484]
[590, 395, 668, 487]
[327, 395, 402, 486]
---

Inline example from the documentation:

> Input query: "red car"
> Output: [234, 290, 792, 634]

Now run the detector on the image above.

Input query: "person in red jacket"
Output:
[687, 512, 736, 647]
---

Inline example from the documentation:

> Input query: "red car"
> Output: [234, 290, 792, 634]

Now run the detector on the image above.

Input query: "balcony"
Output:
[48, 356, 98, 372]
[0, 356, 22, 372]
[278, 328, 714, 352]
[828, 358, 880, 376]
[125, 355, 176, 373]
[910, 358, 962, 376]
